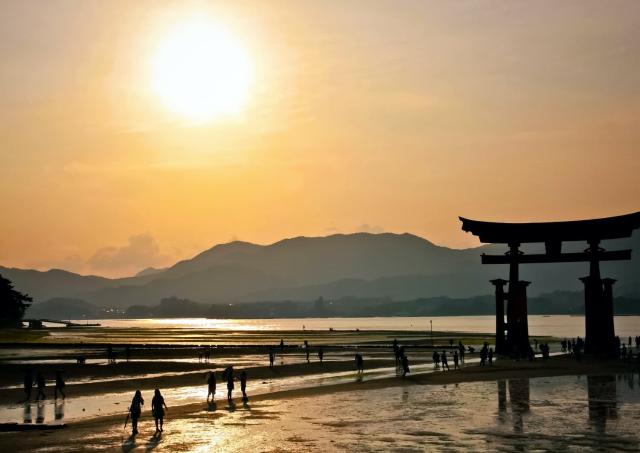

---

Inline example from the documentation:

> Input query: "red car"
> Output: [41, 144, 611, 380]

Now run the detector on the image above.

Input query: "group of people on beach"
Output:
[269, 340, 324, 368]
[127, 367, 250, 436]
[127, 389, 167, 435]
[392, 339, 411, 377]
[22, 369, 65, 401]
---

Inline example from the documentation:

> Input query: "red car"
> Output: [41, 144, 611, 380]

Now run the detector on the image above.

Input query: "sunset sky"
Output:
[1, 1, 639, 277]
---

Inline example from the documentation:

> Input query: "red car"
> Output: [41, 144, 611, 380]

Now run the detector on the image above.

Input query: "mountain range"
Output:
[1, 232, 639, 310]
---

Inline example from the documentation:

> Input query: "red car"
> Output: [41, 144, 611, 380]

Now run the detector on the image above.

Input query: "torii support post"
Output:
[507, 281, 531, 355]
[491, 279, 508, 354]
[580, 276, 616, 355]
[601, 278, 617, 354]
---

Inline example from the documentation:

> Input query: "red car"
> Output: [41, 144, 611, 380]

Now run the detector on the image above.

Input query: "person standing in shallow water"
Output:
[453, 351, 459, 370]
[151, 389, 167, 433]
[129, 390, 144, 435]
[240, 370, 248, 401]
[206, 371, 216, 402]
[318, 347, 324, 364]
[401, 354, 410, 377]
[226, 367, 235, 401]
[441, 351, 449, 371]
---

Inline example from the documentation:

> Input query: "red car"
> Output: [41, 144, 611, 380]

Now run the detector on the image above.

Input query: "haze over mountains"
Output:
[2, 232, 639, 312]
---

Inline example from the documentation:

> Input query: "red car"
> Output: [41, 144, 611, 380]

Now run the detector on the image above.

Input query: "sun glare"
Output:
[151, 16, 253, 122]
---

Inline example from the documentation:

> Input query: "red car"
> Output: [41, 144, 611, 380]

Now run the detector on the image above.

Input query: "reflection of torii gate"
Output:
[460, 211, 640, 356]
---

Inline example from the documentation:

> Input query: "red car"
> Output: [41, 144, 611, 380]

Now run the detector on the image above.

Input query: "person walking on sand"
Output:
[453, 351, 459, 370]
[441, 351, 449, 371]
[151, 389, 167, 433]
[207, 371, 216, 402]
[129, 390, 144, 435]
[23, 369, 34, 401]
[318, 347, 324, 364]
[240, 370, 248, 401]
[401, 354, 410, 377]
[54, 370, 65, 400]
[226, 367, 235, 401]
[35, 371, 46, 401]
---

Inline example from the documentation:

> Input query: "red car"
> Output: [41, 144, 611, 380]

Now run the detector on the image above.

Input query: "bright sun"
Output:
[151, 17, 253, 122]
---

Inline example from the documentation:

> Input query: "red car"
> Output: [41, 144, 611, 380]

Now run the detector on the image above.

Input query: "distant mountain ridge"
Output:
[2, 231, 639, 308]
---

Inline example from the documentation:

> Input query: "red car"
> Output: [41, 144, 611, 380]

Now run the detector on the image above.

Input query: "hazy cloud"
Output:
[87, 234, 173, 277]
[358, 224, 385, 234]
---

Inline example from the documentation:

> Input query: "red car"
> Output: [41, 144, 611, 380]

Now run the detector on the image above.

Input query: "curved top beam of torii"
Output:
[459, 211, 640, 244]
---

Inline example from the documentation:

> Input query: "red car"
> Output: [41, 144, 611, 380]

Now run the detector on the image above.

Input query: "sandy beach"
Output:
[1, 339, 638, 452]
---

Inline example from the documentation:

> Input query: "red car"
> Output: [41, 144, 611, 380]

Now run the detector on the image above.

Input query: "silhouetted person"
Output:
[355, 353, 364, 373]
[488, 348, 494, 365]
[393, 339, 400, 364]
[152, 388, 167, 433]
[54, 370, 65, 399]
[453, 351, 459, 370]
[280, 339, 284, 350]
[401, 355, 410, 377]
[240, 370, 248, 401]
[269, 349, 275, 368]
[35, 371, 46, 401]
[23, 369, 34, 401]
[318, 347, 324, 364]
[441, 351, 449, 371]
[129, 390, 144, 435]
[629, 336, 632, 347]
[207, 371, 216, 402]
[432, 351, 440, 369]
[226, 367, 234, 401]
[305, 341, 310, 363]
[458, 341, 465, 363]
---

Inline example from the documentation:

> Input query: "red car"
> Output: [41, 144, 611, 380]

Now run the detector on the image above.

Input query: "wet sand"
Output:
[0, 356, 637, 452]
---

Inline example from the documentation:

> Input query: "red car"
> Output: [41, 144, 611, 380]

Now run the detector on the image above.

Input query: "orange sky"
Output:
[1, 1, 639, 277]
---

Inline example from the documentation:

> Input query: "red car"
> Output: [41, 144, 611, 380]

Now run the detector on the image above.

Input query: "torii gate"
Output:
[460, 211, 640, 356]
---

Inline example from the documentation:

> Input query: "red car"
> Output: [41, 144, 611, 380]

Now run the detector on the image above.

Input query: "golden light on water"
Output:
[151, 15, 253, 123]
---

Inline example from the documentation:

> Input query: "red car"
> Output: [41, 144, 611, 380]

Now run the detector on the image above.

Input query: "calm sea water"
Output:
[69, 315, 640, 339]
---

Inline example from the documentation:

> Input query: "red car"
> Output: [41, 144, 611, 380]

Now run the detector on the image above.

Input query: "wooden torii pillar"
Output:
[490, 279, 508, 354]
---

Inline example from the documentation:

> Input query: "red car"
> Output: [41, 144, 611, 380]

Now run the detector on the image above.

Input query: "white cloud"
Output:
[87, 233, 173, 277]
